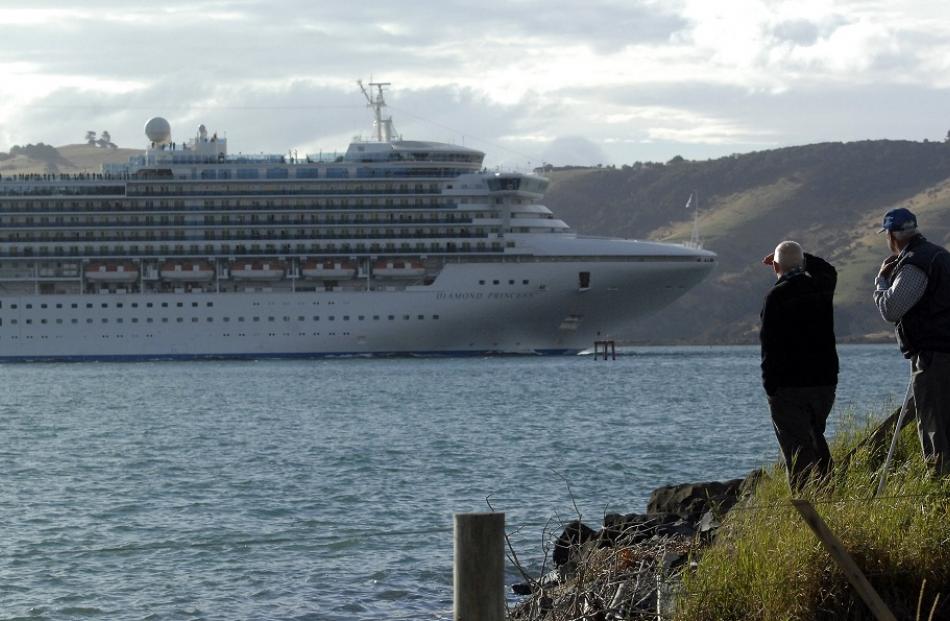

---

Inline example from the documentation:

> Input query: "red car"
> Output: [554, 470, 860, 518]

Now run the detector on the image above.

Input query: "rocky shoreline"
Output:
[508, 471, 762, 620]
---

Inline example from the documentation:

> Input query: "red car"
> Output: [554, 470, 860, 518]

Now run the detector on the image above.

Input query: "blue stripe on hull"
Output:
[0, 348, 580, 363]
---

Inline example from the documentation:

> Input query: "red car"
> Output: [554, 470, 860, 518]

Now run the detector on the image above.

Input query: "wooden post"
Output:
[454, 512, 505, 621]
[791, 500, 897, 621]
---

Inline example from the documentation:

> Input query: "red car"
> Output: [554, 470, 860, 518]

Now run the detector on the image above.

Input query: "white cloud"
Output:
[1, 0, 949, 167]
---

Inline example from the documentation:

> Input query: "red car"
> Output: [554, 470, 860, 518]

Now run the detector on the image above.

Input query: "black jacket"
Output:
[893, 235, 950, 358]
[760, 253, 839, 395]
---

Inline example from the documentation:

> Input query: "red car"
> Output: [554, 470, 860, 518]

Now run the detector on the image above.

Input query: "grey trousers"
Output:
[768, 385, 836, 490]
[910, 351, 950, 476]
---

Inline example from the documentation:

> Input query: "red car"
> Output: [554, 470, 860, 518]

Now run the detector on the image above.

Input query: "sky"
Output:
[1, 0, 949, 169]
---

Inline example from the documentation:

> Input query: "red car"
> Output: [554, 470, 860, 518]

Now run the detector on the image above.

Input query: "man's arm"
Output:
[804, 253, 837, 296]
[760, 292, 781, 396]
[873, 264, 928, 323]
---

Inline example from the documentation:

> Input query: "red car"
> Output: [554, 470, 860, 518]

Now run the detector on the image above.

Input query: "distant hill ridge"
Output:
[0, 143, 141, 176]
[542, 139, 950, 344]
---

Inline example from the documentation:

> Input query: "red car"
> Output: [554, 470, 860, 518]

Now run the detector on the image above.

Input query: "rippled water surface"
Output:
[0, 346, 909, 620]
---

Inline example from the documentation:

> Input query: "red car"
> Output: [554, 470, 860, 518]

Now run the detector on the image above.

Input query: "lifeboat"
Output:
[229, 260, 286, 281]
[160, 261, 215, 282]
[85, 262, 139, 283]
[301, 259, 357, 280]
[373, 259, 426, 279]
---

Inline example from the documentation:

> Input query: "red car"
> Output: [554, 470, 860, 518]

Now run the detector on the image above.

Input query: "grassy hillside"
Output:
[543, 140, 950, 344]
[0, 144, 141, 175]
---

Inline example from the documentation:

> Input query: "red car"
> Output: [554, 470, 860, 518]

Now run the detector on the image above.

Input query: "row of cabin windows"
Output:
[6, 314, 441, 325]
[3, 332, 356, 340]
[1, 228, 494, 241]
[481, 279, 530, 286]
[10, 301, 214, 310]
[0, 211, 491, 226]
[3, 241, 504, 256]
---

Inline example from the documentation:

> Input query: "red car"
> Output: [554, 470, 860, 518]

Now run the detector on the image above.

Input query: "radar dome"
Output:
[145, 117, 171, 144]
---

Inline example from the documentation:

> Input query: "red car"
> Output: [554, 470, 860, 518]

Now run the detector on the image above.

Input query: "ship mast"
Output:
[358, 80, 398, 142]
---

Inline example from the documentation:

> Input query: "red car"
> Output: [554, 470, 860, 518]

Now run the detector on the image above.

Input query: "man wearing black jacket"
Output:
[760, 241, 839, 489]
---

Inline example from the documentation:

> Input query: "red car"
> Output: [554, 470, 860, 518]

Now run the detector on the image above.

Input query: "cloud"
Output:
[2, 0, 950, 168]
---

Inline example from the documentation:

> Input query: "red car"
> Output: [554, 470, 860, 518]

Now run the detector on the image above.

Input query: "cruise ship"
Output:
[0, 83, 715, 361]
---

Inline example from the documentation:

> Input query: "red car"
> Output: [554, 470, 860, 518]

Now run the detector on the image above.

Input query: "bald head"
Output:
[774, 241, 805, 274]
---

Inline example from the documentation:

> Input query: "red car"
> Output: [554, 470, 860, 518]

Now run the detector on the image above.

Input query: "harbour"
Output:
[0, 346, 908, 619]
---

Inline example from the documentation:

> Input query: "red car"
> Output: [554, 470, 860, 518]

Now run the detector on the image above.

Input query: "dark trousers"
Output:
[910, 351, 950, 476]
[768, 385, 836, 490]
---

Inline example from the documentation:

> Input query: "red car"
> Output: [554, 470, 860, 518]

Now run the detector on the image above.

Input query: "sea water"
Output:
[0, 345, 909, 620]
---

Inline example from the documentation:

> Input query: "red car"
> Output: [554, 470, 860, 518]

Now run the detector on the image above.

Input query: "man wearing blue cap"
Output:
[874, 207, 950, 476]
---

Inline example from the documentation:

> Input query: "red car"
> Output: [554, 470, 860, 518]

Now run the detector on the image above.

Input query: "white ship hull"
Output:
[0, 253, 712, 361]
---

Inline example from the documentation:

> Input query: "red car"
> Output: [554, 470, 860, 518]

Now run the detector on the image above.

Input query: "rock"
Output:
[698, 509, 720, 533]
[553, 520, 597, 567]
[646, 478, 745, 519]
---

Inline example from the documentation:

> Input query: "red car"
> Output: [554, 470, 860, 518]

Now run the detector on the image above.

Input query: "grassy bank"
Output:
[676, 415, 950, 620]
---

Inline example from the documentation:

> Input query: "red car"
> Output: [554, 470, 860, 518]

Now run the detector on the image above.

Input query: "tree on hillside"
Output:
[85, 130, 97, 145]
[95, 130, 117, 149]
[945, 129, 950, 143]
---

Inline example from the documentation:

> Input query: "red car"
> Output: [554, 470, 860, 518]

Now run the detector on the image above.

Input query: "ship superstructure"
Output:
[0, 84, 715, 360]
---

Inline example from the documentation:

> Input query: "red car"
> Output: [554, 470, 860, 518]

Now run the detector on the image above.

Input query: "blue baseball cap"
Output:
[879, 208, 917, 233]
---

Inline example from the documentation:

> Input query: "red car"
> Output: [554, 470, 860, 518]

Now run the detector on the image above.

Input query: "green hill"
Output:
[0, 143, 142, 175]
[542, 140, 950, 344]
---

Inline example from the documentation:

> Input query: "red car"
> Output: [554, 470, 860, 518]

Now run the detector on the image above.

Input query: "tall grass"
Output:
[676, 413, 950, 620]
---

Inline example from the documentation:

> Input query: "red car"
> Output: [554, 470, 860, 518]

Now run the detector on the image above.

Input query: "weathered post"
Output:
[454, 512, 505, 621]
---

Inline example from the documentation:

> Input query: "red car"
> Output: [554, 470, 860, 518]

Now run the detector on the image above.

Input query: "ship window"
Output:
[509, 280, 514, 285]
[358, 316, 365, 321]
[71, 303, 78, 309]
[131, 303, 138, 308]
[117, 303, 123, 308]
[238, 317, 245, 322]
[161, 302, 168, 307]
[26, 304, 32, 309]
[10, 304, 16, 309]
[283, 316, 290, 321]
[177, 302, 183, 307]
[40, 319, 46, 324]
[116, 318, 123, 324]
[433, 315, 440, 320]
[101, 318, 107, 323]
[87, 303, 93, 308]
[101, 303, 108, 308]
[71, 319, 78, 324]
[131, 318, 138, 323]
[147, 303, 153, 308]
[86, 318, 93, 323]
[388, 315, 394, 320]
[312, 316, 319, 321]
[177, 318, 183, 323]
[223, 317, 230, 322]
[206, 318, 213, 323]
[207, 302, 213, 307]
[492, 280, 499, 285]
[146, 318, 153, 323]
[373, 315, 379, 320]
[343, 316, 349, 321]
[192, 302, 198, 307]
[579, 271, 591, 288]
[10, 319, 16, 324]
[417, 314, 424, 320]
[162, 318, 168, 323]
[41, 304, 47, 309]
[191, 317, 199, 322]
[403, 315, 410, 320]
[479, 280, 485, 285]
[268, 317, 275, 322]
[253, 317, 260, 322]
[328, 316, 335, 321]
[523, 280, 529, 285]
